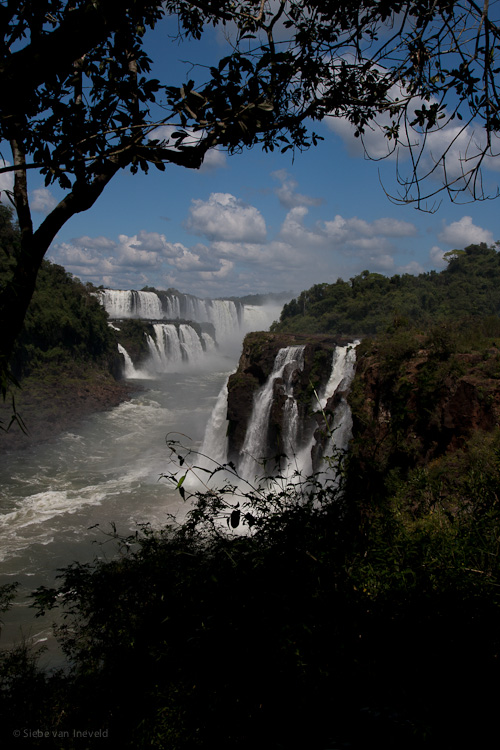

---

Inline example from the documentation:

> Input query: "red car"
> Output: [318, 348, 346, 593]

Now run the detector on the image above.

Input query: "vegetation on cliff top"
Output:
[1, 206, 125, 442]
[272, 243, 500, 335]
[1, 206, 117, 382]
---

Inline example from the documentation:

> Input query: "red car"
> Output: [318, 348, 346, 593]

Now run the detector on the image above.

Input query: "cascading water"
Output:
[238, 346, 305, 481]
[201, 341, 360, 485]
[199, 378, 230, 468]
[98, 289, 282, 374]
[145, 324, 216, 373]
[314, 341, 359, 472]
[100, 289, 164, 319]
[294, 341, 360, 477]
[117, 344, 142, 379]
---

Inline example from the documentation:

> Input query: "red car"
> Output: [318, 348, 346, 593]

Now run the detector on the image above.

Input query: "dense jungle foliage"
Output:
[0, 206, 125, 440]
[272, 243, 500, 334]
[0, 207, 117, 381]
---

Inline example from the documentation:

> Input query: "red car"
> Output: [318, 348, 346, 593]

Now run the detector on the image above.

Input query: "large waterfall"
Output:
[238, 346, 305, 481]
[200, 341, 359, 484]
[98, 289, 282, 375]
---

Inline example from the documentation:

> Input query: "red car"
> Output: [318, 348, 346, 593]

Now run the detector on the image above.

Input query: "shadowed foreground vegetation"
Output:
[1, 396, 500, 749]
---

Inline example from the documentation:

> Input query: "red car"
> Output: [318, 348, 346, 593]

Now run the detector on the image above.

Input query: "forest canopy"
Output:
[272, 242, 500, 335]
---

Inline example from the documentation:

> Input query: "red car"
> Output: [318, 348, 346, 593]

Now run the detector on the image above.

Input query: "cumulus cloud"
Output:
[275, 206, 422, 276]
[50, 233, 166, 288]
[429, 245, 447, 268]
[280, 206, 327, 247]
[323, 215, 416, 243]
[186, 193, 267, 243]
[31, 187, 58, 213]
[199, 259, 234, 280]
[50, 230, 238, 292]
[437, 216, 494, 247]
[278, 206, 418, 267]
[272, 169, 323, 208]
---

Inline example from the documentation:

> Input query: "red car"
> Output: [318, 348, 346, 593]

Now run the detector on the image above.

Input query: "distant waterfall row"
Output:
[98, 289, 282, 376]
[201, 341, 359, 482]
[98, 289, 276, 345]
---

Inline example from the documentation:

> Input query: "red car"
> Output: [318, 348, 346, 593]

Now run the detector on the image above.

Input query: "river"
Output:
[0, 363, 233, 665]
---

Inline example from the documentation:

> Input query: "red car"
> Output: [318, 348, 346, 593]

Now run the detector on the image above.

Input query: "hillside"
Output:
[0, 206, 130, 449]
[272, 243, 500, 335]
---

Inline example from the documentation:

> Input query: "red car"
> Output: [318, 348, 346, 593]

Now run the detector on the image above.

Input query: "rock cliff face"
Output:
[226, 329, 500, 480]
[226, 332, 352, 465]
[348, 338, 500, 476]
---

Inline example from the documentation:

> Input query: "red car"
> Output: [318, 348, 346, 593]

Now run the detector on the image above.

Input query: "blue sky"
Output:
[2, 19, 500, 299]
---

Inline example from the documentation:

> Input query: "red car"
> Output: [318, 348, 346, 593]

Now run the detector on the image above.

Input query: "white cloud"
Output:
[72, 235, 117, 250]
[199, 259, 234, 280]
[437, 216, 494, 247]
[186, 193, 267, 243]
[280, 206, 326, 247]
[272, 169, 322, 208]
[429, 245, 447, 268]
[327, 116, 399, 160]
[323, 215, 416, 243]
[199, 148, 227, 172]
[31, 187, 58, 213]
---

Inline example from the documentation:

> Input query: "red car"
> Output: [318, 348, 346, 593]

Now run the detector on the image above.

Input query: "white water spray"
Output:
[238, 346, 305, 481]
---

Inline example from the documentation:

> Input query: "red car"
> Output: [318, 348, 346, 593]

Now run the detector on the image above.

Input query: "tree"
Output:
[1, 0, 499, 367]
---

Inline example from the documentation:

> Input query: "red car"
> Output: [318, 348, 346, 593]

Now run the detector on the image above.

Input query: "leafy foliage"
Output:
[9, 261, 117, 380]
[273, 244, 500, 335]
[1, 205, 116, 380]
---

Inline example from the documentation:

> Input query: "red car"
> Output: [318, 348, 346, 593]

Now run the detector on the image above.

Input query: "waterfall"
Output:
[97, 288, 282, 376]
[200, 341, 360, 485]
[118, 344, 139, 378]
[291, 341, 360, 477]
[100, 289, 163, 319]
[145, 323, 215, 373]
[313, 341, 359, 474]
[199, 378, 230, 468]
[98, 289, 243, 343]
[238, 346, 305, 481]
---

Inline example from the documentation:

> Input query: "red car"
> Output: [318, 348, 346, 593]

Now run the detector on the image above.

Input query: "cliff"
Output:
[346, 322, 500, 502]
[226, 331, 353, 464]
